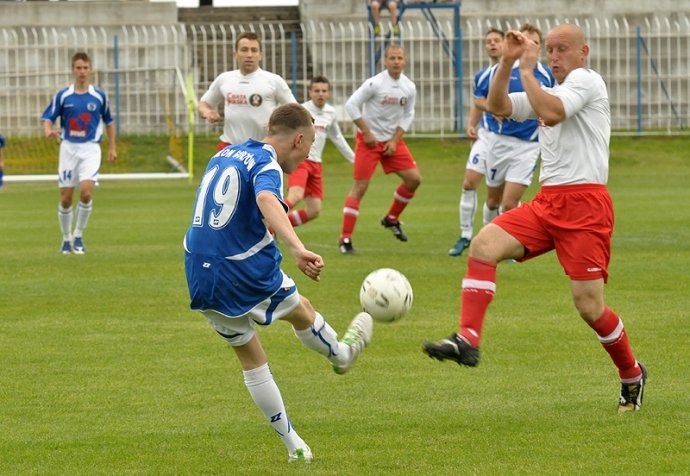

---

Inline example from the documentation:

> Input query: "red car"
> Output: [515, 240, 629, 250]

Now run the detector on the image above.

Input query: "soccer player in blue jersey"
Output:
[479, 23, 555, 214]
[42, 51, 117, 254]
[0, 132, 5, 190]
[184, 103, 373, 464]
[449, 28, 504, 256]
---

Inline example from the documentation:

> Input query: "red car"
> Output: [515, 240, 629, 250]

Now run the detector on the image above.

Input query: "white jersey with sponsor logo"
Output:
[200, 68, 297, 144]
[508, 68, 610, 186]
[345, 70, 416, 142]
[302, 100, 354, 164]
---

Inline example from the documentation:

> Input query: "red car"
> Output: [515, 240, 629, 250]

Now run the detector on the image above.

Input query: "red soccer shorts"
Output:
[287, 159, 324, 199]
[353, 131, 417, 180]
[493, 184, 614, 282]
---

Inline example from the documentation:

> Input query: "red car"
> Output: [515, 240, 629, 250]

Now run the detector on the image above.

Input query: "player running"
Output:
[285, 76, 355, 228]
[198, 31, 297, 150]
[339, 44, 421, 254]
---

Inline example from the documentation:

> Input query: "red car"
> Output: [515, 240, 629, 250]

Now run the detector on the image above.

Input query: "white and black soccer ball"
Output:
[359, 268, 413, 323]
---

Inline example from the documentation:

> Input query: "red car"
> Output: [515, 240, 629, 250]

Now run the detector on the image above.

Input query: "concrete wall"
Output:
[0, 1, 179, 27]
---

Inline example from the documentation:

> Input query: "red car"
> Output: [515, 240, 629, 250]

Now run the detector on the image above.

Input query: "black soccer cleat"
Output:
[618, 362, 648, 413]
[381, 216, 408, 242]
[339, 238, 356, 255]
[422, 333, 480, 367]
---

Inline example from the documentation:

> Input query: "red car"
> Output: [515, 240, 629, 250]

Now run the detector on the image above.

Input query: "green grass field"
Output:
[1, 137, 689, 475]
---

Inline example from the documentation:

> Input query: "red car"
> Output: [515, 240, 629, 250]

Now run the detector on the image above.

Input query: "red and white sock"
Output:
[588, 306, 642, 381]
[459, 256, 497, 347]
[386, 184, 415, 223]
[340, 196, 360, 241]
[288, 209, 309, 227]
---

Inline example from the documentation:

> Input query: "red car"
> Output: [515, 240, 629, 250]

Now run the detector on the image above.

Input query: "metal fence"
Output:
[1, 14, 689, 139]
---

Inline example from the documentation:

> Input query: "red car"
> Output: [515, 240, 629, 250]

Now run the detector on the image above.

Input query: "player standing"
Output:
[42, 52, 117, 254]
[478, 24, 555, 217]
[285, 76, 354, 228]
[198, 31, 297, 150]
[423, 24, 647, 413]
[339, 44, 421, 254]
[449, 28, 505, 256]
[184, 103, 373, 463]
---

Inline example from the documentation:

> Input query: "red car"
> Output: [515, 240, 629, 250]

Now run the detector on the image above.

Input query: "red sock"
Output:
[284, 199, 294, 211]
[589, 306, 641, 381]
[288, 209, 309, 227]
[459, 257, 497, 347]
[386, 184, 415, 222]
[340, 196, 360, 241]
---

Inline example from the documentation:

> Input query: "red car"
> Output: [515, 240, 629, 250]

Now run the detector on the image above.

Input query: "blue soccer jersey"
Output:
[473, 66, 493, 131]
[41, 85, 113, 143]
[477, 61, 556, 141]
[184, 139, 288, 317]
[0, 133, 5, 148]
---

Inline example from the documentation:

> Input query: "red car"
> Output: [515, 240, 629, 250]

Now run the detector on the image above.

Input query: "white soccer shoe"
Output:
[332, 312, 373, 375]
[288, 445, 313, 463]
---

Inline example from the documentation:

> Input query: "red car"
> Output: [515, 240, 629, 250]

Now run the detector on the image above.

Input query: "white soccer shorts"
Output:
[465, 128, 489, 175]
[484, 131, 540, 188]
[58, 141, 102, 188]
[202, 271, 301, 347]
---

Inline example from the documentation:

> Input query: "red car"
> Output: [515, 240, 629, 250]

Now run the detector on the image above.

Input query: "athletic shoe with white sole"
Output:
[339, 238, 356, 255]
[332, 312, 373, 375]
[72, 237, 86, 254]
[60, 240, 72, 254]
[618, 362, 647, 413]
[288, 445, 312, 463]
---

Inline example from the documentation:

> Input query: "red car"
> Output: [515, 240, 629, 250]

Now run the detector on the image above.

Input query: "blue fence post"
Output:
[114, 35, 120, 140]
[456, 19, 463, 136]
[636, 26, 642, 136]
[291, 32, 297, 98]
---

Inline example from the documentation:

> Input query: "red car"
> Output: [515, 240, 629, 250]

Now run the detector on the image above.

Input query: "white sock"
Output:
[243, 363, 306, 453]
[58, 204, 73, 241]
[483, 202, 500, 226]
[74, 200, 93, 238]
[293, 312, 351, 366]
[459, 189, 477, 240]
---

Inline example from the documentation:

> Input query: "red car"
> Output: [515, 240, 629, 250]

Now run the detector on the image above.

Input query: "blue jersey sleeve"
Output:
[41, 89, 66, 124]
[0, 133, 5, 148]
[473, 67, 492, 99]
[97, 88, 114, 126]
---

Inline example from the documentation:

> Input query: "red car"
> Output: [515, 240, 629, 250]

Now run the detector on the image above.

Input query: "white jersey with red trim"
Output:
[302, 100, 354, 164]
[200, 68, 297, 144]
[345, 70, 416, 142]
[508, 67, 611, 186]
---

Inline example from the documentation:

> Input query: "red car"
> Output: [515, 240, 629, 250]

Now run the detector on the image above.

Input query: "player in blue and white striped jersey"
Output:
[184, 103, 373, 464]
[477, 23, 556, 216]
[41, 51, 117, 255]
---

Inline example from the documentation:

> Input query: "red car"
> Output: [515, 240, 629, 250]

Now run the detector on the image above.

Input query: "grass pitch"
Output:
[1, 136, 689, 475]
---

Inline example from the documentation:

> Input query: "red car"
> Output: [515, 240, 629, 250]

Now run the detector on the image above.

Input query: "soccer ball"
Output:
[359, 268, 413, 323]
